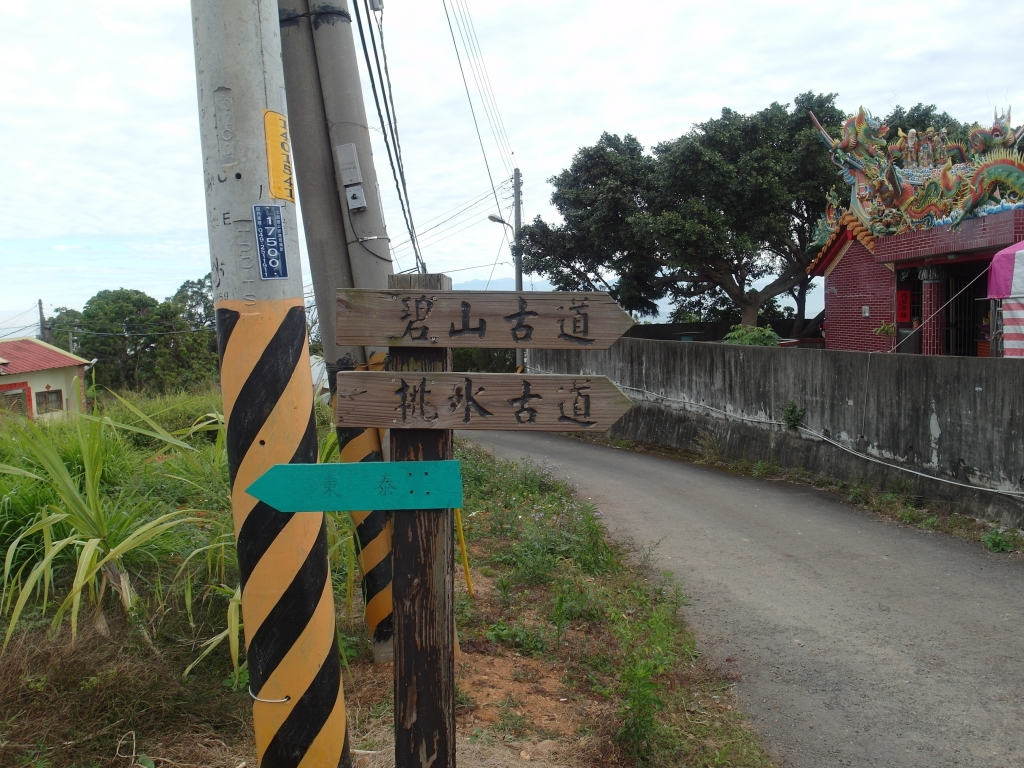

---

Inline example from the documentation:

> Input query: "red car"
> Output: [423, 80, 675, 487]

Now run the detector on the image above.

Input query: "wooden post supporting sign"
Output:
[388, 273, 456, 768]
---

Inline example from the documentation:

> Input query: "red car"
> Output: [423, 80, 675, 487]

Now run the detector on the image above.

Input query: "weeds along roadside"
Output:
[571, 430, 1024, 556]
[454, 439, 776, 767]
[0, 387, 776, 766]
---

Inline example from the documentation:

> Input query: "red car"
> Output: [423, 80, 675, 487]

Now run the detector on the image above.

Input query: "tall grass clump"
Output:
[0, 390, 204, 646]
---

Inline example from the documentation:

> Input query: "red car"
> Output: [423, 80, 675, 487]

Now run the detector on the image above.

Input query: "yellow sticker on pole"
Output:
[263, 110, 295, 202]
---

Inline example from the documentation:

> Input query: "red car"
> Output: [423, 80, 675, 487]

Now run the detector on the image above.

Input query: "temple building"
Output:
[806, 107, 1024, 356]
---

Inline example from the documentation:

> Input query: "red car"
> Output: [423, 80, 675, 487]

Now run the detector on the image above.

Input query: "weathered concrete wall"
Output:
[532, 339, 1024, 527]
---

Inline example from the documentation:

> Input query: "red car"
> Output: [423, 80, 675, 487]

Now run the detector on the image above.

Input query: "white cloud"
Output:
[2, 0, 1022, 317]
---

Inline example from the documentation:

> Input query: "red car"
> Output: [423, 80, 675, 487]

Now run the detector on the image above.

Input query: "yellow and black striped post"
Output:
[338, 430, 396, 662]
[191, 2, 349, 765]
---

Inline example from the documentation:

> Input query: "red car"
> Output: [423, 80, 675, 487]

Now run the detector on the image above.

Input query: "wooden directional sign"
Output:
[336, 289, 634, 349]
[336, 372, 632, 431]
[245, 460, 463, 512]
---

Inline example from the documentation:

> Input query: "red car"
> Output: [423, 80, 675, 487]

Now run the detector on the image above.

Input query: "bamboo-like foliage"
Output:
[0, 385, 199, 648]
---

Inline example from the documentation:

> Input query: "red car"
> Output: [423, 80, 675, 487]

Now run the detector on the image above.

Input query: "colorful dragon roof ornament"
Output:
[810, 107, 1024, 240]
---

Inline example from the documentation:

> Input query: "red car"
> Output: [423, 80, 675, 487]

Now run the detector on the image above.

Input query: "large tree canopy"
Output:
[518, 93, 846, 328]
[48, 276, 218, 392]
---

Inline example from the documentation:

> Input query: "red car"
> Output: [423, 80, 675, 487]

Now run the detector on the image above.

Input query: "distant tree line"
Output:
[46, 276, 220, 393]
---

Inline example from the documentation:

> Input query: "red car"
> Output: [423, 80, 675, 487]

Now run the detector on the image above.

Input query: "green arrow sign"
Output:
[245, 460, 463, 512]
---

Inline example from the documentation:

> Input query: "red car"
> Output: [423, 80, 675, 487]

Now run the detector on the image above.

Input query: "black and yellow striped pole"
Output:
[278, 1, 396, 665]
[191, 2, 349, 765]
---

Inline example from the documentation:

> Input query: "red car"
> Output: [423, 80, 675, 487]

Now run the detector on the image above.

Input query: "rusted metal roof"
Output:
[0, 338, 89, 375]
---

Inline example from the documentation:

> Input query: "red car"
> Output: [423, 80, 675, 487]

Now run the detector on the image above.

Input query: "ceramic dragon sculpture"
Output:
[810, 106, 1024, 236]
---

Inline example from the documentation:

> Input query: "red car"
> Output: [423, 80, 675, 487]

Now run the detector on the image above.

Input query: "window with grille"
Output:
[1, 389, 28, 417]
[35, 389, 63, 415]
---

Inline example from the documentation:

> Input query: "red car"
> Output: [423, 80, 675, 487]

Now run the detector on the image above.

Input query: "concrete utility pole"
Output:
[190, 2, 350, 766]
[308, 0, 394, 285]
[279, 0, 397, 665]
[37, 300, 46, 342]
[513, 168, 523, 369]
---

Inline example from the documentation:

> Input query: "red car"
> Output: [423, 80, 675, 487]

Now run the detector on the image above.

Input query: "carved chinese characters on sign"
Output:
[335, 372, 632, 431]
[336, 290, 634, 349]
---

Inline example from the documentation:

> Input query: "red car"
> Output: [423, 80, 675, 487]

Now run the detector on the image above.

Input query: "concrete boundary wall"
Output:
[532, 338, 1024, 527]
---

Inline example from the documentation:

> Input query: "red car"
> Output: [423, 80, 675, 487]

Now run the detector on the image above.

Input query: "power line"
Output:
[450, 0, 515, 174]
[351, 0, 425, 273]
[0, 305, 41, 326]
[391, 213, 501, 258]
[457, 1, 516, 166]
[364, 0, 422, 268]
[485, 195, 515, 290]
[388, 187, 512, 254]
[442, 0, 505, 223]
[449, 5, 510, 176]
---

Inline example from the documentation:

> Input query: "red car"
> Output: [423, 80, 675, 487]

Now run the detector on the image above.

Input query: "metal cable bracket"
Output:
[249, 687, 291, 704]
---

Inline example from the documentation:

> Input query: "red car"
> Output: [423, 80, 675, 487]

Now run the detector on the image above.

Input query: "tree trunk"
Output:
[799, 309, 825, 338]
[790, 276, 810, 337]
[740, 302, 759, 327]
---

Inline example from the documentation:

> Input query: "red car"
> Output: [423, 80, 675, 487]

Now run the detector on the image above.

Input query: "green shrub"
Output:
[722, 325, 780, 346]
[982, 530, 1014, 553]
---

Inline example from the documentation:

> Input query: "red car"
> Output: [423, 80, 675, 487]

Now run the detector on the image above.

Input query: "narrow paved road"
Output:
[467, 432, 1024, 768]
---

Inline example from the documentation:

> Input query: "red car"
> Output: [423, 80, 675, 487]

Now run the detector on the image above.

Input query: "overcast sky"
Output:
[2, 0, 1023, 334]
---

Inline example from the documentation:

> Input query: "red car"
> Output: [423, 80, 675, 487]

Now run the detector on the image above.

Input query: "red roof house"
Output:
[0, 338, 90, 419]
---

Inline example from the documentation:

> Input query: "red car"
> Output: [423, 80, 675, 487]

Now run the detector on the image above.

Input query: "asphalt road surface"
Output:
[466, 431, 1024, 768]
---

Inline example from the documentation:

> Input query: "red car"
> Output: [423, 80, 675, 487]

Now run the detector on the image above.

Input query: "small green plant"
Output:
[923, 516, 939, 529]
[780, 399, 806, 429]
[722, 324, 780, 346]
[485, 621, 548, 655]
[982, 529, 1014, 553]
[870, 321, 897, 337]
[847, 483, 872, 505]
[495, 574, 514, 608]
[615, 658, 665, 758]
[751, 459, 778, 478]
[695, 430, 720, 464]
[496, 695, 530, 736]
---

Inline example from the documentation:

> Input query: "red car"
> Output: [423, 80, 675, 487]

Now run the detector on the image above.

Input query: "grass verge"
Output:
[569, 431, 1024, 555]
[452, 439, 777, 766]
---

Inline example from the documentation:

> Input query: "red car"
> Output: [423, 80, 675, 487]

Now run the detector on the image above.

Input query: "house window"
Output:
[35, 389, 63, 415]
[1, 389, 28, 417]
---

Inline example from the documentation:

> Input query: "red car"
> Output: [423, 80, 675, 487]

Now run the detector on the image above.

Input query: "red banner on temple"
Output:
[896, 290, 912, 323]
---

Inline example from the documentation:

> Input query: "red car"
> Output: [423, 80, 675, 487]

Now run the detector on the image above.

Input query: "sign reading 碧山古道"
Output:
[336, 289, 634, 349]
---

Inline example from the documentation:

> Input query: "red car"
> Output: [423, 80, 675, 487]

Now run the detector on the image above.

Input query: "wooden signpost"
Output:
[340, 278, 633, 768]
[256, 276, 633, 768]
[336, 289, 634, 349]
[335, 372, 632, 431]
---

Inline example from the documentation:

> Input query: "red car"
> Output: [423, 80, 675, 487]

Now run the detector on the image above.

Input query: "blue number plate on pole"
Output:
[246, 460, 463, 512]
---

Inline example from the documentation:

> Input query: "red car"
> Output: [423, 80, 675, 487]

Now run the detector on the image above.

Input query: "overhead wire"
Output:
[451, 0, 516, 173]
[460, 2, 516, 167]
[388, 185, 512, 255]
[364, 1, 423, 270]
[351, 0, 425, 273]
[442, 0, 505, 223]
[485, 194, 515, 290]
[449, 5, 511, 177]
[391, 213, 505, 259]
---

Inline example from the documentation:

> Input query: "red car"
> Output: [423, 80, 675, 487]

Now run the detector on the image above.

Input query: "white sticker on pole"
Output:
[253, 205, 288, 280]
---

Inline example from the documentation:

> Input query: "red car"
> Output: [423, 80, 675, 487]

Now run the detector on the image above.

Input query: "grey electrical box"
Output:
[369, 0, 384, 9]
[335, 143, 363, 187]
[346, 184, 367, 211]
